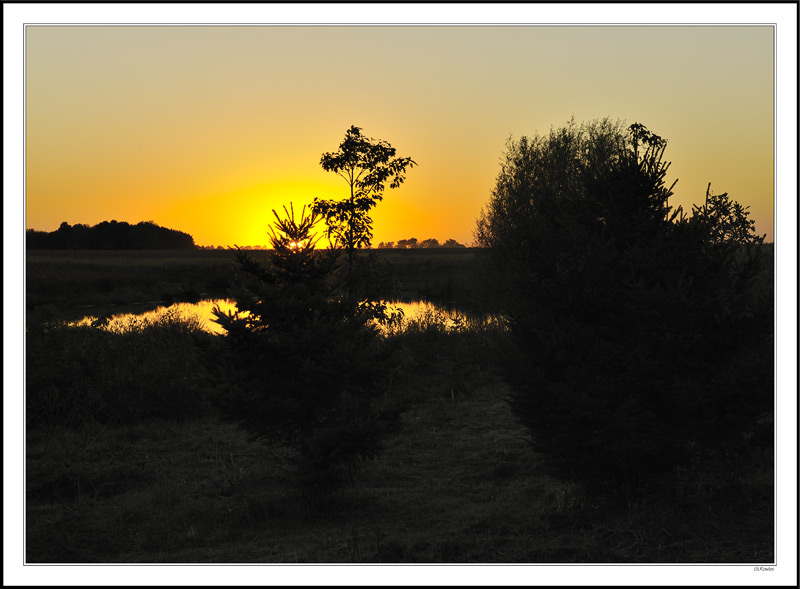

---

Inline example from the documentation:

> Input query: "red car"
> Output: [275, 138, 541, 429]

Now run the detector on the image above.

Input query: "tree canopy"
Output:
[313, 126, 416, 263]
[477, 117, 771, 492]
[26, 220, 195, 250]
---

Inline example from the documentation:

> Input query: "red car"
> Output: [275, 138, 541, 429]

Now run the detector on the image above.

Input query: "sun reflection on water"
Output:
[73, 299, 503, 335]
[71, 299, 240, 335]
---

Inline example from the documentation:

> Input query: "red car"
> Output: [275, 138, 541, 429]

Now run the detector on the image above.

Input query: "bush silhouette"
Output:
[212, 204, 393, 495]
[476, 118, 772, 492]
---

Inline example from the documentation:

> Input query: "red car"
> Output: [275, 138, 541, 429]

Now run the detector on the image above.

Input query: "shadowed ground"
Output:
[26, 339, 773, 563]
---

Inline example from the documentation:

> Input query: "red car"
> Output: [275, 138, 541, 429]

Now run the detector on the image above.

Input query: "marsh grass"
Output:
[25, 310, 772, 563]
[26, 310, 219, 430]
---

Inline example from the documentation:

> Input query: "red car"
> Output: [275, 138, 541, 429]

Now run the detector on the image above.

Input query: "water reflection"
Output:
[382, 301, 500, 333]
[73, 298, 502, 335]
[72, 299, 238, 335]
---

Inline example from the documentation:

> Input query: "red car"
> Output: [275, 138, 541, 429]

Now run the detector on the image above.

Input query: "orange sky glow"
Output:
[25, 25, 775, 246]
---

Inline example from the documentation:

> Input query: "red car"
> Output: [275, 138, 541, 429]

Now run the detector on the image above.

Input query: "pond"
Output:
[71, 298, 504, 335]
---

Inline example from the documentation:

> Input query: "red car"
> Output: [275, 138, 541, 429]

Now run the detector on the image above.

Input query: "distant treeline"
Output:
[197, 238, 468, 250]
[26, 221, 195, 250]
[376, 238, 466, 249]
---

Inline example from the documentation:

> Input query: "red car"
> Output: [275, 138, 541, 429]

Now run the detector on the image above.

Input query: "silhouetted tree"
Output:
[420, 238, 441, 249]
[212, 204, 395, 495]
[477, 118, 772, 493]
[313, 126, 416, 267]
[397, 238, 418, 249]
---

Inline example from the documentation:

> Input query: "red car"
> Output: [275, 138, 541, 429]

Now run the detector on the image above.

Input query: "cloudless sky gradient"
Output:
[26, 24, 774, 246]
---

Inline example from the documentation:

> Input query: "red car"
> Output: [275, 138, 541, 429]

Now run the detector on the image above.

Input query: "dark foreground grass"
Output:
[25, 315, 773, 563]
[26, 310, 218, 429]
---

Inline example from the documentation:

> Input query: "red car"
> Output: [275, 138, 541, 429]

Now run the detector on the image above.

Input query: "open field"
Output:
[25, 249, 237, 318]
[25, 248, 490, 324]
[24, 246, 774, 563]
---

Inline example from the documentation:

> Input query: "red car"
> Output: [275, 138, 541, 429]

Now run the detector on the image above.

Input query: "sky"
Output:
[25, 23, 776, 246]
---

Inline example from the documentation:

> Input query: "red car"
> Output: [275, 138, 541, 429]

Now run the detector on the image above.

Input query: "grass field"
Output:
[23, 247, 774, 563]
[25, 249, 237, 319]
[25, 248, 490, 324]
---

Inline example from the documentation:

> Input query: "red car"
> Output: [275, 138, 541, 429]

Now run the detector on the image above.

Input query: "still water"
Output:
[72, 299, 502, 335]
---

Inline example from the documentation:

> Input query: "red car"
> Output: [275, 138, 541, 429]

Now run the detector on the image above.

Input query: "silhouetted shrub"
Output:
[212, 205, 394, 495]
[476, 118, 772, 491]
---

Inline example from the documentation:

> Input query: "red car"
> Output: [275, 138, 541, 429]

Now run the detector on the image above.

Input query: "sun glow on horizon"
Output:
[25, 25, 775, 246]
